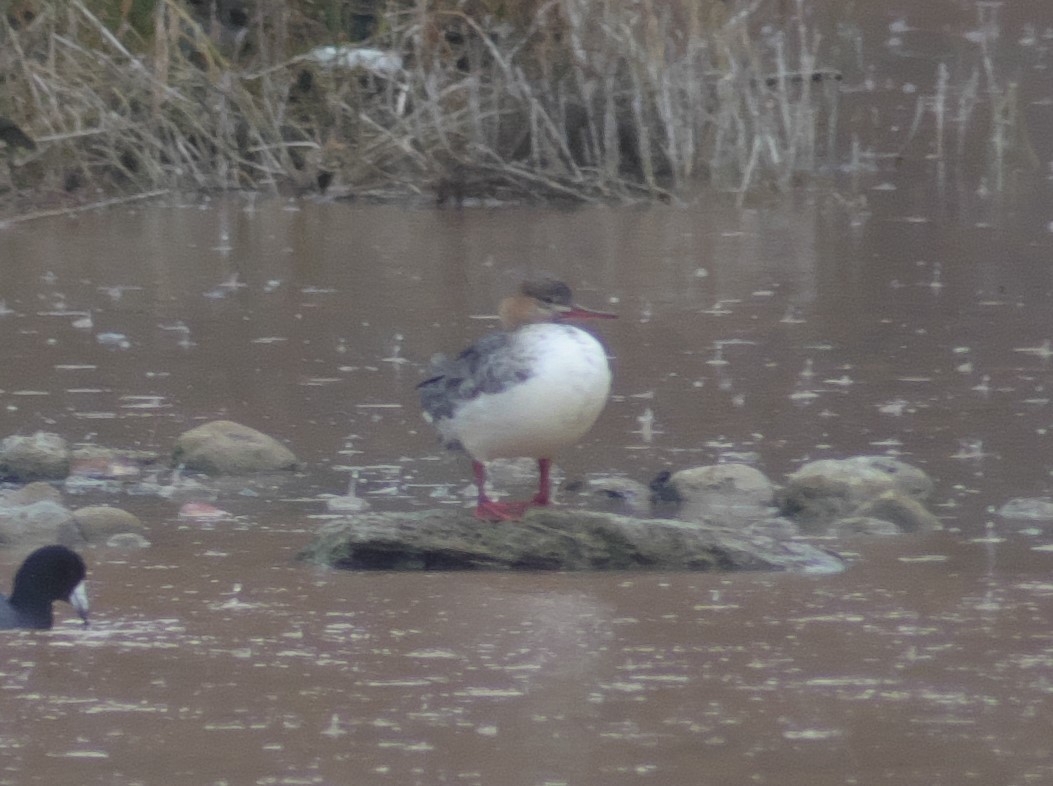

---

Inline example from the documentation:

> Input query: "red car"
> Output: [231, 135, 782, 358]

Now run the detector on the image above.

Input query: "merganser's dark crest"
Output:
[419, 279, 615, 521]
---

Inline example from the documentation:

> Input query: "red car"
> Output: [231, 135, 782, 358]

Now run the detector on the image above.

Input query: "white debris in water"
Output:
[783, 728, 843, 740]
[635, 408, 657, 443]
[951, 439, 987, 460]
[304, 46, 404, 77]
[405, 649, 460, 659]
[203, 273, 244, 298]
[325, 493, 369, 513]
[363, 679, 432, 688]
[878, 399, 909, 416]
[455, 687, 526, 698]
[120, 395, 168, 410]
[322, 715, 346, 738]
[1014, 340, 1053, 359]
[96, 332, 130, 349]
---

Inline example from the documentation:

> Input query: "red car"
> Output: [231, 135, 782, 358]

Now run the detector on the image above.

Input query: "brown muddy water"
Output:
[4, 4, 1053, 786]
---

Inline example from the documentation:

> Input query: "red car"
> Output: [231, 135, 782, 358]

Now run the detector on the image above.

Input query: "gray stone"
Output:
[852, 492, 940, 533]
[106, 532, 152, 549]
[585, 476, 653, 516]
[69, 446, 158, 479]
[829, 516, 904, 537]
[659, 464, 776, 523]
[299, 508, 844, 574]
[3, 481, 62, 506]
[172, 420, 300, 475]
[71, 506, 144, 542]
[997, 498, 1053, 521]
[0, 500, 83, 546]
[777, 456, 934, 528]
[0, 432, 71, 481]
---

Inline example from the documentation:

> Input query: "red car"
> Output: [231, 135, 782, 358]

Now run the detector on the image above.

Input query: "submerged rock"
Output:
[0, 494, 147, 547]
[300, 508, 843, 574]
[105, 532, 151, 549]
[71, 506, 145, 542]
[653, 464, 776, 523]
[852, 492, 940, 533]
[172, 420, 300, 475]
[777, 456, 935, 531]
[0, 432, 71, 481]
[0, 500, 81, 546]
[3, 481, 62, 506]
[997, 498, 1053, 521]
[69, 446, 159, 479]
[829, 516, 904, 537]
[584, 476, 653, 516]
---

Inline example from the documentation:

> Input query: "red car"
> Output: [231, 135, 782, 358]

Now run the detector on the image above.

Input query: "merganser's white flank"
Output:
[419, 279, 616, 521]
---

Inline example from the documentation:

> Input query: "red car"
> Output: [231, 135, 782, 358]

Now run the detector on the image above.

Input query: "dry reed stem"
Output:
[0, 189, 171, 227]
[0, 0, 847, 209]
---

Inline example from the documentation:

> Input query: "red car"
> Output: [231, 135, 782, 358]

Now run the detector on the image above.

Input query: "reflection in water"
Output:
[4, 535, 1053, 785]
[3, 1, 1053, 782]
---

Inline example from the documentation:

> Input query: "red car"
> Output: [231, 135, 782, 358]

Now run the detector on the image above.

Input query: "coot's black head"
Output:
[6, 545, 89, 630]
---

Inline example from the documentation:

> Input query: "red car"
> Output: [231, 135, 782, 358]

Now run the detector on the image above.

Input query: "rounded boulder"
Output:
[172, 420, 300, 475]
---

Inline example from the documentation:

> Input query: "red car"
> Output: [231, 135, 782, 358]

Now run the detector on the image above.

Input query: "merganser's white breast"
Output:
[420, 322, 612, 462]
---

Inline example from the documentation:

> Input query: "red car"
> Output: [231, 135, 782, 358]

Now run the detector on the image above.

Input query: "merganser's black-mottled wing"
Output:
[418, 331, 534, 446]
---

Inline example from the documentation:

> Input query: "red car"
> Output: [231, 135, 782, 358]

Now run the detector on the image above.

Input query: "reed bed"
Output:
[0, 0, 842, 212]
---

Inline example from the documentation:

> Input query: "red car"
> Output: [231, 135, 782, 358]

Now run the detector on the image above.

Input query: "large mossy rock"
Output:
[300, 508, 844, 574]
[0, 432, 71, 481]
[71, 506, 145, 541]
[172, 420, 300, 475]
[777, 456, 935, 531]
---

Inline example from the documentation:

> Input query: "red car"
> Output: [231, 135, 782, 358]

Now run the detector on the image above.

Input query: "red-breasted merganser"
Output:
[419, 279, 616, 521]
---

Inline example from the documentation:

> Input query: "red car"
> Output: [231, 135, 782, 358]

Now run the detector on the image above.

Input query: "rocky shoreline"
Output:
[0, 420, 993, 575]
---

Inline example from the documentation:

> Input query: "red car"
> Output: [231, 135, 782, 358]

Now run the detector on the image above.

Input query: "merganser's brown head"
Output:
[498, 279, 617, 329]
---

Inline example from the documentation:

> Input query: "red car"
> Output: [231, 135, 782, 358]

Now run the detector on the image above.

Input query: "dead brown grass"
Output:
[0, 0, 842, 216]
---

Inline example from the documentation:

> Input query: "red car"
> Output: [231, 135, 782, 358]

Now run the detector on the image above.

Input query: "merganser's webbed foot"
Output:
[474, 499, 532, 521]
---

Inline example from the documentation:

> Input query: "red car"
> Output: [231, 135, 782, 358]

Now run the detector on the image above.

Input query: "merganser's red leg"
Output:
[530, 458, 552, 506]
[472, 460, 529, 521]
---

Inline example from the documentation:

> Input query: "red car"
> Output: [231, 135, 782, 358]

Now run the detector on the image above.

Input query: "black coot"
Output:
[0, 545, 89, 630]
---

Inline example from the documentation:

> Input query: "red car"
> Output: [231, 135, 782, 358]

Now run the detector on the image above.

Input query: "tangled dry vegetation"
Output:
[0, 0, 842, 217]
